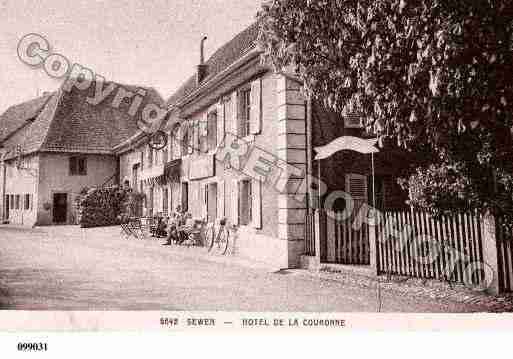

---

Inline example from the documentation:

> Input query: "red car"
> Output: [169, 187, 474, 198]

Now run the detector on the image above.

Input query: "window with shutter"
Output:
[250, 78, 262, 135]
[190, 121, 197, 154]
[217, 100, 225, 147]
[231, 179, 239, 225]
[207, 111, 217, 151]
[238, 88, 251, 138]
[69, 156, 87, 176]
[251, 179, 262, 229]
[239, 179, 252, 225]
[218, 180, 225, 219]
[24, 194, 30, 210]
[69, 157, 77, 175]
[182, 125, 189, 156]
[78, 158, 87, 175]
[346, 173, 368, 205]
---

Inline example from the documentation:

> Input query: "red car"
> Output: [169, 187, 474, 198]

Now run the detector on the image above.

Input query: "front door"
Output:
[53, 193, 67, 223]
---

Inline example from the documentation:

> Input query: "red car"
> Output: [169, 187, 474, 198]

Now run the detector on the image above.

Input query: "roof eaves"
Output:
[169, 45, 261, 110]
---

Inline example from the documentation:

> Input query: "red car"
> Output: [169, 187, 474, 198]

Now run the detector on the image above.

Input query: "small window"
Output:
[238, 88, 251, 138]
[15, 194, 20, 210]
[239, 180, 252, 225]
[69, 156, 87, 176]
[24, 194, 30, 210]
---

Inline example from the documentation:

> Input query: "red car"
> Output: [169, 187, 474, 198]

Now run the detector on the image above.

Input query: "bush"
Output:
[76, 186, 138, 228]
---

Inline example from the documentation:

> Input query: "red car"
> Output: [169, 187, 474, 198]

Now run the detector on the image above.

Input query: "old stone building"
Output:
[1, 23, 409, 269]
[0, 82, 163, 226]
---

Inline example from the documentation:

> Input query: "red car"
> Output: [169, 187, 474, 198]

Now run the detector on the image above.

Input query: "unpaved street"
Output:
[0, 225, 492, 312]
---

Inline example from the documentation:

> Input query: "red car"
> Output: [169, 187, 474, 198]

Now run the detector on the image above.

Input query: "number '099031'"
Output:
[17, 342, 48, 351]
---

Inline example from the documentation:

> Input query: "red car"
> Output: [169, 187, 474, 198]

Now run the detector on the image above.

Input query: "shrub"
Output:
[76, 186, 138, 228]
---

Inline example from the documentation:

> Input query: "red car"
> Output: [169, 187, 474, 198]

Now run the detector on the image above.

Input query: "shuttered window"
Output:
[24, 194, 30, 210]
[346, 173, 368, 204]
[217, 100, 225, 147]
[251, 179, 262, 229]
[182, 125, 189, 156]
[207, 111, 217, 151]
[239, 180, 252, 226]
[238, 88, 251, 138]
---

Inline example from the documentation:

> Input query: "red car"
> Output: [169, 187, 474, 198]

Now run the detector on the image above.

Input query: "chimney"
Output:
[196, 36, 208, 85]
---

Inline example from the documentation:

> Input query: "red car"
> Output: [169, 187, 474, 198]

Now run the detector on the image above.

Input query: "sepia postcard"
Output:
[1, 0, 513, 351]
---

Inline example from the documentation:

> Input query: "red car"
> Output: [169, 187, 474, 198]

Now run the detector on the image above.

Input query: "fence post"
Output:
[368, 210, 379, 276]
[314, 209, 322, 268]
[481, 214, 500, 295]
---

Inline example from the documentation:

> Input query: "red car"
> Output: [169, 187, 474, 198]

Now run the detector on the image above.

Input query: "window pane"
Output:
[69, 157, 77, 175]
[78, 158, 86, 175]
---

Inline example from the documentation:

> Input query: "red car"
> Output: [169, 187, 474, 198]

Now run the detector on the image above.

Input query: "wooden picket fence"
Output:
[305, 211, 316, 256]
[376, 209, 485, 286]
[496, 216, 513, 292]
[304, 206, 513, 293]
[322, 209, 370, 265]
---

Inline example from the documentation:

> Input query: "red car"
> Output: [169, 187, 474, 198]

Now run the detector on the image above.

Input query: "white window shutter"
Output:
[232, 92, 238, 136]
[231, 179, 239, 225]
[186, 122, 193, 155]
[217, 100, 225, 147]
[250, 78, 262, 135]
[195, 120, 201, 153]
[346, 173, 368, 203]
[251, 179, 262, 229]
[202, 183, 207, 219]
[218, 180, 225, 219]
[202, 117, 208, 153]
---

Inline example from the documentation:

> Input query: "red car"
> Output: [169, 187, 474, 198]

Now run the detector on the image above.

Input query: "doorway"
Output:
[53, 193, 67, 223]
[4, 195, 9, 221]
[181, 182, 189, 212]
[206, 183, 218, 222]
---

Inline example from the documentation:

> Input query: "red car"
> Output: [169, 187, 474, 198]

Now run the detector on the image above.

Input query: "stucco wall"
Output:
[3, 155, 39, 226]
[37, 153, 117, 225]
[117, 71, 308, 269]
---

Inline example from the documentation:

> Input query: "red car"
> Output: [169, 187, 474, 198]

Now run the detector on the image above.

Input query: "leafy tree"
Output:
[258, 0, 513, 227]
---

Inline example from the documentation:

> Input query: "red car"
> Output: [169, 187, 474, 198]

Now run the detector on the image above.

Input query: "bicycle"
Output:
[205, 218, 230, 255]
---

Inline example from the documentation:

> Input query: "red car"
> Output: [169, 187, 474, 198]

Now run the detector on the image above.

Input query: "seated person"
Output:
[163, 206, 186, 245]
[155, 216, 168, 237]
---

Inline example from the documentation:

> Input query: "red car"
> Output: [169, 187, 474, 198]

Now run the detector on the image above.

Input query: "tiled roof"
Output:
[0, 93, 54, 143]
[165, 22, 259, 107]
[1, 81, 164, 158]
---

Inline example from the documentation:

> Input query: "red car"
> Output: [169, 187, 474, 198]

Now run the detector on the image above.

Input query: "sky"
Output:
[0, 0, 262, 113]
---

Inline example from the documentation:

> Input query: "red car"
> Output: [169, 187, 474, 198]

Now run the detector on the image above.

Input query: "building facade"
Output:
[0, 82, 163, 226]
[116, 24, 310, 268]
